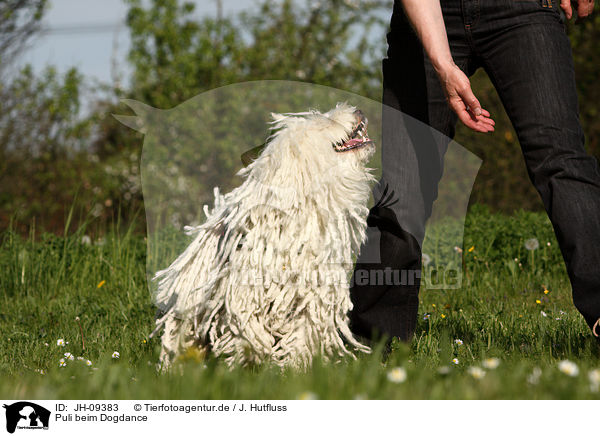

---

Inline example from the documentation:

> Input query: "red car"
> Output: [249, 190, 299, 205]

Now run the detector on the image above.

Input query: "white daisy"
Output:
[454, 339, 463, 346]
[452, 358, 459, 365]
[437, 366, 451, 375]
[59, 358, 66, 367]
[558, 360, 579, 377]
[589, 369, 600, 392]
[467, 366, 486, 379]
[56, 338, 65, 347]
[482, 358, 500, 369]
[112, 351, 120, 359]
[86, 360, 93, 367]
[386, 367, 407, 383]
[64, 352, 74, 361]
[527, 367, 542, 384]
[297, 391, 318, 400]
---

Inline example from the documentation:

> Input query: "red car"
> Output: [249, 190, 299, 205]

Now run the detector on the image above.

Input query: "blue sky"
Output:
[18, 0, 258, 85]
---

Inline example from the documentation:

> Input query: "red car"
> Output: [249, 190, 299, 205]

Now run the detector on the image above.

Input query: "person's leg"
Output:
[475, 2, 600, 332]
[349, 0, 476, 341]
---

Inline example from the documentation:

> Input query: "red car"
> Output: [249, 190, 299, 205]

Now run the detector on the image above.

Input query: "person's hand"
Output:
[560, 0, 595, 20]
[436, 61, 495, 133]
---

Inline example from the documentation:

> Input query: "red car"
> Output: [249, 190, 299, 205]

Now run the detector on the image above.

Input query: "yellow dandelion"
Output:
[536, 299, 541, 304]
[97, 280, 106, 288]
[440, 314, 446, 319]
[543, 287, 550, 295]
[468, 246, 475, 252]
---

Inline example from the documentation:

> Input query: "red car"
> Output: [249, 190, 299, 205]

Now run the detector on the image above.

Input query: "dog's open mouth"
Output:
[333, 109, 374, 153]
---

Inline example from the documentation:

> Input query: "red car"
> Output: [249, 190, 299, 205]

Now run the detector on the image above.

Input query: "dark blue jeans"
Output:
[349, 0, 600, 341]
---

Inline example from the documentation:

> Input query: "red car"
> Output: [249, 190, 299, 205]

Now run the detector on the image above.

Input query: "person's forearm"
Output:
[398, 0, 495, 131]
[400, 0, 454, 74]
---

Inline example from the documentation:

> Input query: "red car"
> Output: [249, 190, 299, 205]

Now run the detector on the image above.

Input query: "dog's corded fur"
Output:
[151, 103, 376, 369]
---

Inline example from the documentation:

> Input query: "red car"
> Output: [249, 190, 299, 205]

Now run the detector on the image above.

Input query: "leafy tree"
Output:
[0, 65, 93, 233]
[124, 0, 391, 108]
[0, 0, 48, 74]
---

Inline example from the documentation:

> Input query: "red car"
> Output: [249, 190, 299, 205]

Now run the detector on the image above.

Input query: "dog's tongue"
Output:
[344, 138, 364, 147]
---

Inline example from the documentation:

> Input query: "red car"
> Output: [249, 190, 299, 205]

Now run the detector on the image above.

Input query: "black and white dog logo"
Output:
[3, 402, 50, 434]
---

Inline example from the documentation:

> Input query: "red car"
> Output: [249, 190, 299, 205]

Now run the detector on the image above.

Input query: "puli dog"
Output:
[151, 103, 376, 369]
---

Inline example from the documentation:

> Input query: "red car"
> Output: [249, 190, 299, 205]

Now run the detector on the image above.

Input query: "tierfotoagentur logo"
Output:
[2, 402, 50, 434]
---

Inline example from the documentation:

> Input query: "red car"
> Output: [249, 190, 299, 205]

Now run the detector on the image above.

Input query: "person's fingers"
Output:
[450, 99, 494, 133]
[452, 98, 494, 132]
[477, 115, 496, 127]
[458, 83, 483, 117]
[560, 0, 573, 19]
[578, 0, 595, 17]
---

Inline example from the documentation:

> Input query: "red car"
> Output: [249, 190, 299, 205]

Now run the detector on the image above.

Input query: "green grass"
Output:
[1, 205, 599, 399]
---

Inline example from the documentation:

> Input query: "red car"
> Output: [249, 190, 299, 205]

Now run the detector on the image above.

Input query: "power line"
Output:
[39, 22, 126, 35]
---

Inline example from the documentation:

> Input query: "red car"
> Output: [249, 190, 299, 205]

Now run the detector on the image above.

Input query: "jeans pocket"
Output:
[512, 0, 563, 21]
[513, 0, 555, 6]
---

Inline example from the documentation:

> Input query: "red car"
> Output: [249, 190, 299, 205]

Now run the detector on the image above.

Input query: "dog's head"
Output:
[264, 102, 375, 165]
[239, 102, 376, 212]
[314, 103, 376, 161]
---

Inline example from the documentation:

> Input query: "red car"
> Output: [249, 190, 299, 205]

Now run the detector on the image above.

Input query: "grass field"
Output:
[1, 205, 599, 400]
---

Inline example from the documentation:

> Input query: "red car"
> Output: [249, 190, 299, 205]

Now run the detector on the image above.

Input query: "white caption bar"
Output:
[0, 400, 596, 435]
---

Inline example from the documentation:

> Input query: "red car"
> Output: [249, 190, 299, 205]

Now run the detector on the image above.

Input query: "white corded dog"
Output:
[151, 103, 376, 369]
